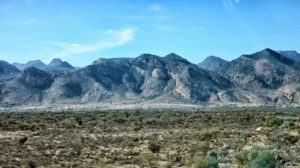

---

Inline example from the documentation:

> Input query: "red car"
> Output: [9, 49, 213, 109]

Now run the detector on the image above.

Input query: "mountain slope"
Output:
[218, 48, 300, 104]
[278, 50, 300, 61]
[198, 56, 228, 71]
[44, 58, 75, 73]
[0, 67, 52, 106]
[0, 61, 20, 83]
[13, 60, 46, 70]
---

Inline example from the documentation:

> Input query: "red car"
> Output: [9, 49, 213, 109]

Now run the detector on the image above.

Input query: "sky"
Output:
[0, 0, 300, 67]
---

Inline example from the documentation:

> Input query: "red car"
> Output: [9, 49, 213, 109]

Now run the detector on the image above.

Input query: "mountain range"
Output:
[13, 58, 75, 73]
[0, 48, 300, 108]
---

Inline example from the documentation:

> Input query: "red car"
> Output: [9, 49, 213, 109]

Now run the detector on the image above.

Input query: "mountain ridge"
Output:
[1, 49, 300, 108]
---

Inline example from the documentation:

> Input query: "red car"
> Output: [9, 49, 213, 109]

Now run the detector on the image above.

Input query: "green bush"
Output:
[189, 156, 219, 168]
[266, 117, 283, 127]
[148, 141, 160, 153]
[247, 149, 281, 168]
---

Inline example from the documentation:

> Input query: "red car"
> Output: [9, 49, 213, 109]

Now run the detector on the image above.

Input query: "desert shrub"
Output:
[148, 141, 160, 153]
[96, 158, 113, 167]
[189, 142, 211, 156]
[132, 125, 142, 132]
[114, 117, 127, 123]
[266, 117, 283, 127]
[282, 134, 299, 145]
[70, 141, 83, 156]
[59, 119, 75, 129]
[234, 150, 250, 165]
[247, 150, 281, 168]
[189, 156, 219, 168]
[19, 136, 28, 144]
[286, 121, 296, 129]
[141, 153, 155, 165]
[197, 129, 218, 141]
[142, 117, 156, 125]
[28, 161, 36, 168]
[269, 131, 285, 143]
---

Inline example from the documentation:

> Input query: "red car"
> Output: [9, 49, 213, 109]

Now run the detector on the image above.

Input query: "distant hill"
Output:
[277, 50, 300, 61]
[44, 58, 75, 73]
[198, 56, 228, 71]
[13, 58, 75, 74]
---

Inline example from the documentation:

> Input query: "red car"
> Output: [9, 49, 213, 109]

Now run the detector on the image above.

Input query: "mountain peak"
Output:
[164, 53, 190, 63]
[198, 56, 228, 71]
[49, 58, 63, 65]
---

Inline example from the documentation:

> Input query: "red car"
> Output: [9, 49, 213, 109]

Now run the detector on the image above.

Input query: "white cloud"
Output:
[50, 28, 137, 58]
[9, 18, 37, 25]
[150, 3, 164, 12]
[235, 0, 240, 2]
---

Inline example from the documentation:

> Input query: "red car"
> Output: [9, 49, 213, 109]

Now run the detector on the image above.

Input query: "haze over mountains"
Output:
[0, 49, 300, 108]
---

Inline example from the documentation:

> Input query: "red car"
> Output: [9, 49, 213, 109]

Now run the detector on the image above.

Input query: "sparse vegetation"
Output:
[0, 107, 299, 167]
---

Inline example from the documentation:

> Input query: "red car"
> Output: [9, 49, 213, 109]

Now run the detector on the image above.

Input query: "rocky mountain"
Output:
[278, 50, 300, 61]
[218, 48, 300, 104]
[0, 61, 20, 83]
[0, 53, 233, 107]
[13, 60, 46, 70]
[44, 58, 75, 73]
[198, 56, 228, 71]
[1, 49, 300, 108]
[0, 67, 52, 107]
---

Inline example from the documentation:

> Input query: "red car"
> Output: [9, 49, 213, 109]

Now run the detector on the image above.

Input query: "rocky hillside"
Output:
[0, 61, 20, 83]
[1, 49, 300, 107]
[198, 56, 228, 71]
[218, 48, 300, 104]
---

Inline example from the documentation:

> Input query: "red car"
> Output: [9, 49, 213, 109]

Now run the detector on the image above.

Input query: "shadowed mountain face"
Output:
[1, 49, 300, 107]
[278, 50, 300, 61]
[13, 60, 46, 70]
[0, 61, 20, 83]
[198, 56, 228, 71]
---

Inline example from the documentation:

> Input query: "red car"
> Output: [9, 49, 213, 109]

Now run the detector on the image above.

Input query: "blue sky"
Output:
[0, 0, 300, 66]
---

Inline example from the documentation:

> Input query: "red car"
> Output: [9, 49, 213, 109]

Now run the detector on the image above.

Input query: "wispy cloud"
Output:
[49, 28, 137, 58]
[235, 0, 240, 3]
[150, 3, 164, 12]
[9, 18, 37, 25]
